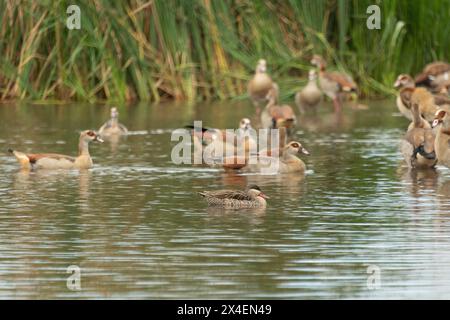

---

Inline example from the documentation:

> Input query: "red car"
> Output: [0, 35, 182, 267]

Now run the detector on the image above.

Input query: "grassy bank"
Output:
[0, 0, 449, 103]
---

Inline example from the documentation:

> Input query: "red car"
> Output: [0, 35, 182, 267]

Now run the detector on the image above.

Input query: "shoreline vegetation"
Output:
[0, 0, 449, 103]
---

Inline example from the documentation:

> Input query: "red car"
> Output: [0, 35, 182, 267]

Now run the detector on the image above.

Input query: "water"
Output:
[0, 100, 449, 299]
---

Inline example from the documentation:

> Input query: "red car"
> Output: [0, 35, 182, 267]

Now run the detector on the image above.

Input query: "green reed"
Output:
[0, 0, 448, 102]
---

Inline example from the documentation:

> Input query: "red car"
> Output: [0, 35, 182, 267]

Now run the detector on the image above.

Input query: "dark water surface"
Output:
[0, 100, 449, 299]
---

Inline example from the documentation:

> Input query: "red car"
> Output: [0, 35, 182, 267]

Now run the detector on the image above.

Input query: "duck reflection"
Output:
[397, 165, 439, 197]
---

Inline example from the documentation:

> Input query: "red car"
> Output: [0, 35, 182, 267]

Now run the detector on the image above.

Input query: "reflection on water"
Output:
[0, 100, 450, 299]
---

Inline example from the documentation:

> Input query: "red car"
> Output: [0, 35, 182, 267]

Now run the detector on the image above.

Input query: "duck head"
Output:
[81, 130, 104, 143]
[247, 185, 269, 199]
[394, 74, 414, 89]
[285, 141, 310, 156]
[432, 109, 449, 128]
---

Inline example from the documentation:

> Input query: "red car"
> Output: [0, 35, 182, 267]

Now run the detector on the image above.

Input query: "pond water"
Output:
[0, 100, 449, 299]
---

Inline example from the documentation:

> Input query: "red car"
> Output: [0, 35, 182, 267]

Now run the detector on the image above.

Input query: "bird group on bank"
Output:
[394, 61, 450, 170]
[7, 57, 450, 208]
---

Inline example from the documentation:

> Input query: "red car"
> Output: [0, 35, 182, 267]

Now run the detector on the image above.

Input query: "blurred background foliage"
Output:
[0, 0, 449, 103]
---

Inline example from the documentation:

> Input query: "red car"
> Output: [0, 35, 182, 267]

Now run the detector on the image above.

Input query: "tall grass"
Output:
[0, 0, 449, 103]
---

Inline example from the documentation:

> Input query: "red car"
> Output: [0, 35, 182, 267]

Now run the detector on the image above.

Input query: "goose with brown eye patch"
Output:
[99, 107, 128, 137]
[8, 130, 103, 170]
[230, 140, 310, 174]
[432, 109, 450, 168]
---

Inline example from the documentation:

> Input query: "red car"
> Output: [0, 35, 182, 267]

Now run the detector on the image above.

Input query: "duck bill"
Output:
[95, 136, 104, 143]
[259, 192, 270, 199]
[432, 119, 440, 128]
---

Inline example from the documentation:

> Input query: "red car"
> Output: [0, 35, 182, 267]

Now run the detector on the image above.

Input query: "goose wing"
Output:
[324, 71, 357, 91]
[27, 153, 76, 164]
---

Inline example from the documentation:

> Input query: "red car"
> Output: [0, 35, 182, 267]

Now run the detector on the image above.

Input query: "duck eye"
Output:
[87, 131, 95, 136]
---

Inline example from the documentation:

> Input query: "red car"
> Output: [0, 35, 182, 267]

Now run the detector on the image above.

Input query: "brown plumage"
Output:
[261, 86, 297, 131]
[394, 74, 450, 122]
[98, 107, 128, 136]
[432, 109, 450, 168]
[8, 130, 103, 170]
[310, 54, 357, 112]
[240, 141, 310, 174]
[295, 70, 323, 113]
[248, 59, 277, 107]
[199, 185, 269, 208]
[401, 103, 437, 169]
[415, 61, 450, 88]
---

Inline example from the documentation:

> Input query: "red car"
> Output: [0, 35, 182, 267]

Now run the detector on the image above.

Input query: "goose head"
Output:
[432, 109, 449, 128]
[239, 118, 252, 131]
[310, 55, 326, 69]
[81, 130, 104, 143]
[256, 59, 267, 73]
[308, 69, 318, 81]
[285, 141, 310, 156]
[247, 185, 269, 199]
[394, 74, 414, 89]
[110, 107, 119, 119]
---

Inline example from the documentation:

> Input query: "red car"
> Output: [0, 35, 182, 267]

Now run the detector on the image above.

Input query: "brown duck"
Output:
[199, 185, 269, 209]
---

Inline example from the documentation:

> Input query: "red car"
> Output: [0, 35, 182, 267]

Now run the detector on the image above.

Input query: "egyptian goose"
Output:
[229, 141, 309, 174]
[248, 59, 277, 108]
[295, 70, 323, 113]
[394, 74, 450, 122]
[415, 61, 450, 89]
[199, 185, 269, 209]
[400, 103, 437, 169]
[310, 54, 357, 112]
[432, 109, 450, 168]
[186, 118, 257, 154]
[261, 86, 297, 132]
[98, 107, 128, 136]
[186, 118, 257, 166]
[8, 130, 103, 170]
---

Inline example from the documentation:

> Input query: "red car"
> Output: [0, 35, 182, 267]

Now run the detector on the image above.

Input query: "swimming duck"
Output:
[400, 103, 437, 169]
[295, 70, 323, 113]
[199, 185, 269, 209]
[394, 74, 450, 122]
[248, 59, 277, 107]
[432, 109, 450, 168]
[186, 118, 257, 162]
[415, 61, 450, 89]
[228, 140, 309, 174]
[8, 130, 103, 170]
[98, 107, 128, 136]
[261, 86, 297, 132]
[310, 54, 357, 112]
